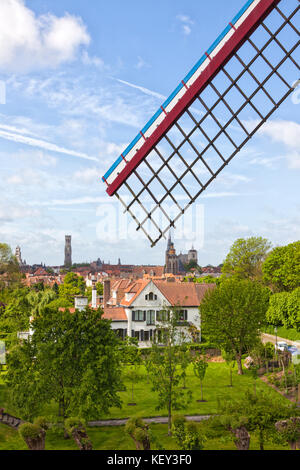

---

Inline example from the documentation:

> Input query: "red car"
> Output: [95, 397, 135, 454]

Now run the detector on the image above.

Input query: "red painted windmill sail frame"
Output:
[102, 0, 300, 246]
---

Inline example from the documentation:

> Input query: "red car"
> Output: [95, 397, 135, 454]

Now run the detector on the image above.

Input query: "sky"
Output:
[0, 0, 299, 267]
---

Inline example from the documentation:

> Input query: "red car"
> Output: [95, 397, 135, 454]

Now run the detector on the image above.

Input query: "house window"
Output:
[146, 310, 155, 325]
[178, 310, 188, 321]
[144, 330, 149, 341]
[156, 310, 169, 322]
[132, 310, 145, 321]
[145, 292, 157, 301]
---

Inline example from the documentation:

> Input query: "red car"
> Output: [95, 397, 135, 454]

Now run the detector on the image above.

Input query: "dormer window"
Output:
[145, 292, 157, 301]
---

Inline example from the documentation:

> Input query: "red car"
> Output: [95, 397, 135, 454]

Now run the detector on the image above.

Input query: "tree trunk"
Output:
[142, 436, 151, 450]
[201, 381, 203, 401]
[230, 369, 233, 387]
[236, 353, 243, 375]
[168, 400, 172, 436]
[232, 426, 250, 450]
[71, 429, 93, 450]
[24, 430, 46, 450]
[289, 440, 297, 450]
[259, 429, 264, 451]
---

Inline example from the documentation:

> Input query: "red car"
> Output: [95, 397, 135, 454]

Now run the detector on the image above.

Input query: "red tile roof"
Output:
[152, 280, 215, 306]
[103, 307, 127, 321]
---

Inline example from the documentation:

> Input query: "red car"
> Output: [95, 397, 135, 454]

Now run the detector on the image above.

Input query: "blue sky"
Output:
[0, 0, 299, 267]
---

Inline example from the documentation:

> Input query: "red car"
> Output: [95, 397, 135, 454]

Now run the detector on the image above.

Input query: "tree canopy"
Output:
[266, 288, 300, 331]
[262, 241, 300, 292]
[57, 272, 85, 306]
[200, 278, 270, 374]
[5, 305, 123, 420]
[222, 237, 271, 280]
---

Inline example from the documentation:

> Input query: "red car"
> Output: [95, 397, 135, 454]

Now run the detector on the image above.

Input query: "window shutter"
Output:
[131, 330, 134, 337]
[144, 311, 146, 322]
[141, 330, 144, 341]
[132, 311, 135, 321]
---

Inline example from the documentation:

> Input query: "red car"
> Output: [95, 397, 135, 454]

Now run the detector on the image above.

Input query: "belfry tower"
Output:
[64, 235, 72, 268]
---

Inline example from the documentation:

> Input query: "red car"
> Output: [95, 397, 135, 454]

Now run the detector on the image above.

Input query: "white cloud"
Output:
[248, 155, 284, 169]
[0, 0, 90, 72]
[81, 50, 104, 68]
[182, 25, 192, 36]
[176, 15, 194, 25]
[176, 14, 194, 36]
[286, 151, 300, 169]
[259, 120, 300, 149]
[73, 167, 100, 185]
[258, 120, 300, 170]
[0, 202, 40, 222]
[135, 56, 150, 70]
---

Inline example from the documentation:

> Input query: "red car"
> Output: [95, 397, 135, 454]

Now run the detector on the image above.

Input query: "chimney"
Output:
[103, 279, 111, 307]
[91, 275, 97, 309]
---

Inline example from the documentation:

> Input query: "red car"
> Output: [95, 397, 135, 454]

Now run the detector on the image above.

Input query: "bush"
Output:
[19, 423, 42, 440]
[64, 417, 86, 434]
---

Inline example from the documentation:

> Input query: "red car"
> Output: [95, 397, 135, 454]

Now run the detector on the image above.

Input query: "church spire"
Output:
[167, 231, 172, 249]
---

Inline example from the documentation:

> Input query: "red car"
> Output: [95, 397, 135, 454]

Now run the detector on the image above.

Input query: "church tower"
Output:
[64, 235, 72, 268]
[15, 246, 23, 266]
[164, 232, 179, 274]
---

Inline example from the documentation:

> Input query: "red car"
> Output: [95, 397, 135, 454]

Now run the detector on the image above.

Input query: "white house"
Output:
[103, 278, 215, 347]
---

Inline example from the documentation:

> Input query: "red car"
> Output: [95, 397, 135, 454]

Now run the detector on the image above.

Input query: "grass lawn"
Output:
[1, 362, 291, 420]
[0, 361, 293, 450]
[96, 362, 290, 420]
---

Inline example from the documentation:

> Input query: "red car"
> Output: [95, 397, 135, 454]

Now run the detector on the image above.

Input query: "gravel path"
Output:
[261, 333, 300, 347]
[88, 415, 211, 427]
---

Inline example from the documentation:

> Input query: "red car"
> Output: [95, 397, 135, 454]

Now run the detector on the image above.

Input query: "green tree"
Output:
[0, 243, 22, 287]
[5, 306, 123, 421]
[58, 272, 85, 305]
[266, 291, 289, 328]
[64, 417, 92, 450]
[222, 350, 236, 387]
[125, 418, 151, 450]
[262, 241, 300, 292]
[184, 260, 202, 273]
[19, 417, 49, 451]
[193, 356, 208, 401]
[145, 306, 192, 435]
[218, 390, 298, 450]
[120, 337, 142, 404]
[275, 417, 300, 450]
[200, 279, 270, 374]
[287, 288, 300, 331]
[266, 289, 300, 331]
[222, 237, 271, 280]
[52, 282, 59, 296]
[0, 288, 31, 335]
[172, 415, 204, 450]
[27, 289, 57, 317]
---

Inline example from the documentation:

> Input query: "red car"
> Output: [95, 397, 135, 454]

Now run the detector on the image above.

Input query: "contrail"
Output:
[115, 78, 166, 101]
[0, 127, 98, 161]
